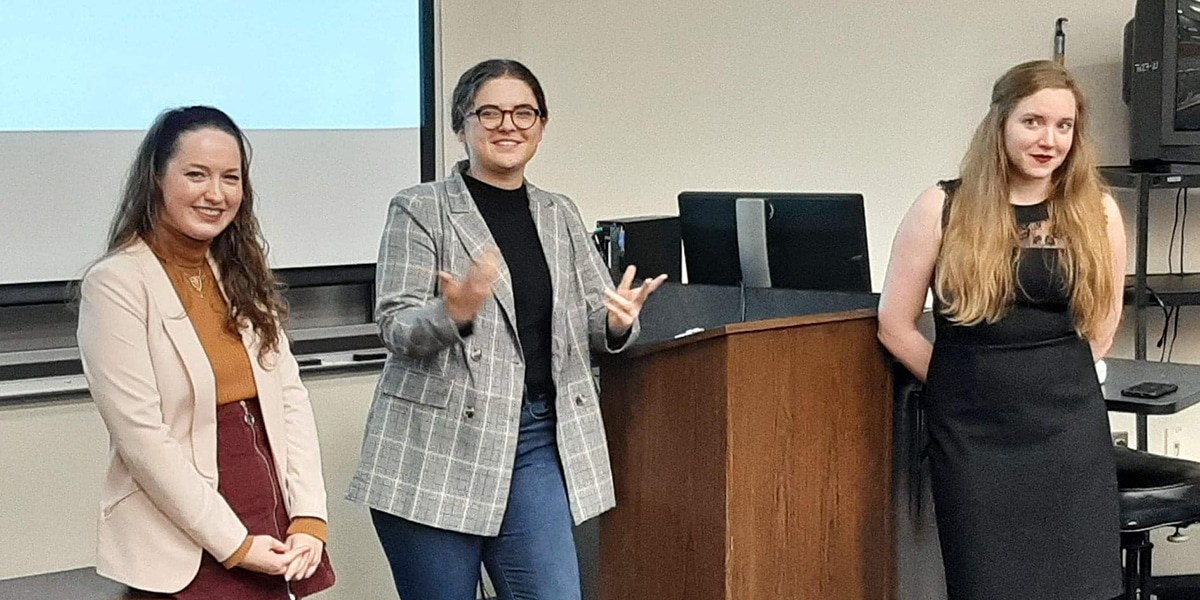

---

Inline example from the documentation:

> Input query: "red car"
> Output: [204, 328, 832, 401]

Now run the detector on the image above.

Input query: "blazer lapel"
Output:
[527, 185, 568, 376]
[445, 162, 518, 337]
[128, 241, 220, 480]
[208, 255, 290, 490]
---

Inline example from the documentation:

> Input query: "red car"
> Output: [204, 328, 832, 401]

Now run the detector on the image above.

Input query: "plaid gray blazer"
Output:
[347, 162, 638, 535]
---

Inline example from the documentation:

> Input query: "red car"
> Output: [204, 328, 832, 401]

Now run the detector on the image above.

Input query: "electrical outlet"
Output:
[1112, 431, 1129, 447]
[1164, 426, 1184, 457]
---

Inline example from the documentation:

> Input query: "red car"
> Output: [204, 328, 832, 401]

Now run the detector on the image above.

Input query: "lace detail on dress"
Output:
[1017, 218, 1061, 249]
[1013, 201, 1062, 249]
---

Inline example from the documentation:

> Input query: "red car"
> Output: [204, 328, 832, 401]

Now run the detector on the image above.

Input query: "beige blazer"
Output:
[76, 239, 327, 593]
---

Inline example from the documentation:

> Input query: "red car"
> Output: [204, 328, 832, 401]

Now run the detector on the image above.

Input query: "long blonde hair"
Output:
[934, 60, 1114, 339]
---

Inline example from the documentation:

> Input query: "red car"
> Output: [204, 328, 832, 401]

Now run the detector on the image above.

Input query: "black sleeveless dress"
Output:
[925, 183, 1121, 599]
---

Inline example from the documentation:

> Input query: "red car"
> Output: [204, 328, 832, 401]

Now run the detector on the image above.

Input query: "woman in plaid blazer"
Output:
[348, 59, 665, 599]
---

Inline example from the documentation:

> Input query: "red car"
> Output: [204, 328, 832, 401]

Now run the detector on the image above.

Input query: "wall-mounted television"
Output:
[1124, 0, 1200, 167]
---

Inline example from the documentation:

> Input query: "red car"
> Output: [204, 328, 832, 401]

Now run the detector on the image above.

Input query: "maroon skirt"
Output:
[167, 398, 334, 599]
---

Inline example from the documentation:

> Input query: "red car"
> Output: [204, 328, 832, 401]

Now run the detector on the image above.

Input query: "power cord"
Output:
[1169, 187, 1188, 274]
[1145, 286, 1173, 361]
[1171, 306, 1183, 361]
[1184, 188, 1190, 274]
[1159, 188, 1189, 361]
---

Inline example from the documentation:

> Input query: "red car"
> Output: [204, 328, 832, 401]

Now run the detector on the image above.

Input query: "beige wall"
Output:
[0, 372, 396, 599]
[441, 0, 1200, 576]
[4, 0, 1200, 593]
[442, 0, 1131, 258]
[0, 396, 106, 578]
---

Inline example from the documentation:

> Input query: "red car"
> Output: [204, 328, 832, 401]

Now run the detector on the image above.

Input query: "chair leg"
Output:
[1139, 534, 1154, 600]
[1123, 543, 1137, 600]
[1122, 531, 1152, 600]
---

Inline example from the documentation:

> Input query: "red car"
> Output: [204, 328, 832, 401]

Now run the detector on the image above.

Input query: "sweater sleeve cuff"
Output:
[288, 517, 328, 544]
[222, 536, 253, 569]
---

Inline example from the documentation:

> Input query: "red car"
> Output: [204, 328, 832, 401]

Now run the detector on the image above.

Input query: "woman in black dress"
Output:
[877, 60, 1127, 599]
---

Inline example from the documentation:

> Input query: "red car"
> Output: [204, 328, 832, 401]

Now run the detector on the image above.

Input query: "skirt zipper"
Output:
[240, 400, 295, 598]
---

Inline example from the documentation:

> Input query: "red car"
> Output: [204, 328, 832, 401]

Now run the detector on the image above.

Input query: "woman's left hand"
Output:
[283, 533, 324, 581]
[605, 266, 667, 337]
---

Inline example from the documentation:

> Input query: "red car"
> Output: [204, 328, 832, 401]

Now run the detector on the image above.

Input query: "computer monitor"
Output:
[677, 191, 871, 292]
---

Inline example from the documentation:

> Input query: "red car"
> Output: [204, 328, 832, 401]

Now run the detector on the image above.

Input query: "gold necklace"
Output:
[187, 268, 205, 297]
[146, 240, 208, 299]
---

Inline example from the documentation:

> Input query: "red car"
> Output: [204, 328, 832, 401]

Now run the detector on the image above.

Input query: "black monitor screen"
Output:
[1176, 0, 1200, 130]
[678, 191, 871, 292]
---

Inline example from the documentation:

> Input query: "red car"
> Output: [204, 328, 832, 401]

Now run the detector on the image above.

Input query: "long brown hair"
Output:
[106, 106, 287, 364]
[934, 60, 1114, 339]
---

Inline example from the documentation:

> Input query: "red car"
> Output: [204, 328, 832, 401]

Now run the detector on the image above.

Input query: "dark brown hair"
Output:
[450, 59, 548, 133]
[106, 106, 287, 365]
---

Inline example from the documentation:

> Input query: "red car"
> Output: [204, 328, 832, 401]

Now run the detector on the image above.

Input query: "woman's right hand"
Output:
[239, 535, 310, 576]
[439, 248, 501, 325]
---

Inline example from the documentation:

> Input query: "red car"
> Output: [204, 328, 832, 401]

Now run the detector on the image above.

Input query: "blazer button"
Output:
[464, 406, 476, 419]
[575, 395, 586, 406]
[470, 347, 483, 361]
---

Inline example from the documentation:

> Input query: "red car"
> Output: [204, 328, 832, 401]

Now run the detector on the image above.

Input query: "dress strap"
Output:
[937, 178, 961, 231]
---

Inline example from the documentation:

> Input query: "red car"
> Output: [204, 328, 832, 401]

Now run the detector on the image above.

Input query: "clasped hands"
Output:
[241, 533, 323, 581]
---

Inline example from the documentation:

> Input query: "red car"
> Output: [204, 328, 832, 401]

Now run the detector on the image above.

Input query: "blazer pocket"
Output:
[101, 487, 144, 519]
[378, 366, 453, 409]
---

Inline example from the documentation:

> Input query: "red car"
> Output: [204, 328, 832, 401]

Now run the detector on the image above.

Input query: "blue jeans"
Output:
[371, 394, 582, 600]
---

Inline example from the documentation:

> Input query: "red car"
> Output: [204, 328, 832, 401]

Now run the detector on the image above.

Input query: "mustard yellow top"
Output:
[146, 231, 327, 569]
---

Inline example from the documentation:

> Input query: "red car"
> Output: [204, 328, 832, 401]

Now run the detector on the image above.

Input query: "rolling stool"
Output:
[1115, 445, 1200, 600]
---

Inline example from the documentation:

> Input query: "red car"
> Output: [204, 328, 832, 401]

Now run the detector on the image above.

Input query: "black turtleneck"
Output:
[463, 173, 555, 398]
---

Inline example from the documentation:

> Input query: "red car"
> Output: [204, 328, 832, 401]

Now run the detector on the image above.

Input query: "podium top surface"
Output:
[624, 307, 877, 358]
[625, 283, 878, 353]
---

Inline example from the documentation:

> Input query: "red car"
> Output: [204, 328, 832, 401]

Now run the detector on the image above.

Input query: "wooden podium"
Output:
[598, 309, 893, 600]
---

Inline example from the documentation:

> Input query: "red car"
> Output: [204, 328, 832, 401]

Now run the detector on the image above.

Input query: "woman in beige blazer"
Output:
[77, 106, 334, 598]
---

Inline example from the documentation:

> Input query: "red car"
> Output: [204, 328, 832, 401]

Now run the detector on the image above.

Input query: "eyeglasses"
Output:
[466, 105, 542, 131]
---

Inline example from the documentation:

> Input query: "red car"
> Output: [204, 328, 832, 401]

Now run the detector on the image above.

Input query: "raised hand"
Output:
[604, 266, 667, 336]
[440, 248, 501, 325]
